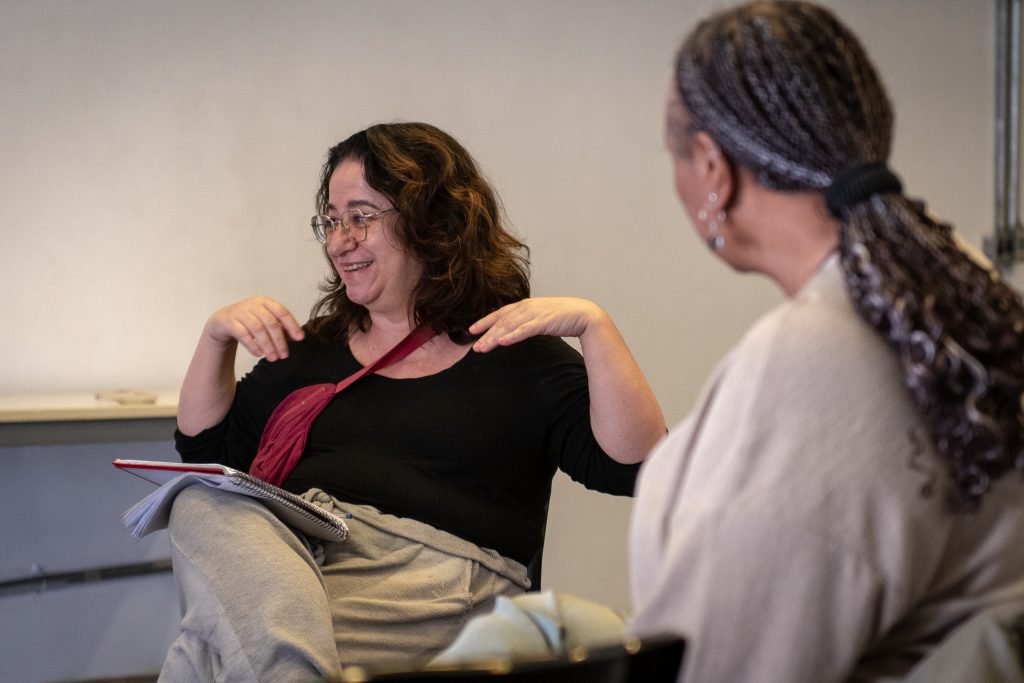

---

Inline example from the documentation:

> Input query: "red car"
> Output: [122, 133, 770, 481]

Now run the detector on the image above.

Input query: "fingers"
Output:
[470, 298, 594, 353]
[467, 309, 500, 336]
[471, 308, 535, 353]
[233, 308, 290, 361]
[209, 296, 305, 362]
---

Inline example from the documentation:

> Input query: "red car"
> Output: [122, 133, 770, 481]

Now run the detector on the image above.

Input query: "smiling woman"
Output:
[163, 121, 666, 680]
[322, 158, 425, 327]
[308, 123, 534, 349]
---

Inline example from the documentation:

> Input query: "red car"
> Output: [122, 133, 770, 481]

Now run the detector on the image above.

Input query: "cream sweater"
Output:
[628, 254, 1024, 682]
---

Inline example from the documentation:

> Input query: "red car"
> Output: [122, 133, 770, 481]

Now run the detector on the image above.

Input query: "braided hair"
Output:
[675, 1, 1024, 511]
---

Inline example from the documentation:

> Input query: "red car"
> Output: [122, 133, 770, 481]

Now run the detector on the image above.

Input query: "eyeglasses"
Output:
[310, 208, 396, 245]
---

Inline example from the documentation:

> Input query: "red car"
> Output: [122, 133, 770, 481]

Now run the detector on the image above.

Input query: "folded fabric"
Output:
[431, 590, 627, 665]
[902, 599, 1024, 683]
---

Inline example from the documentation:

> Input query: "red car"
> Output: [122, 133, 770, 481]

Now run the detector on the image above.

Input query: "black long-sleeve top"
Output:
[174, 331, 639, 565]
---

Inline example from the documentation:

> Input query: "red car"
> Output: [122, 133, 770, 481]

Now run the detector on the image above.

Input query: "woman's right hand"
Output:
[205, 296, 305, 362]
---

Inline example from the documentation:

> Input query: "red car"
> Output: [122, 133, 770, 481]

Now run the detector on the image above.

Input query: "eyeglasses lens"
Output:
[311, 211, 375, 244]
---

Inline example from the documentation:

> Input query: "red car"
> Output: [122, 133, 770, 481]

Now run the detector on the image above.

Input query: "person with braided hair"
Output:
[627, 1, 1024, 681]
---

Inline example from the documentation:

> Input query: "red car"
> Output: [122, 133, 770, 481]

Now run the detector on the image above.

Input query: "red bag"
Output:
[249, 326, 436, 486]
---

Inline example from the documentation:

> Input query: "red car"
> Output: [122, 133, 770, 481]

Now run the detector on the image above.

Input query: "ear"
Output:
[689, 131, 736, 212]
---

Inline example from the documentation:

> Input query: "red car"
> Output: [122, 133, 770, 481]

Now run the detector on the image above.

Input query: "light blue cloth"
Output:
[431, 590, 627, 665]
[902, 600, 1024, 683]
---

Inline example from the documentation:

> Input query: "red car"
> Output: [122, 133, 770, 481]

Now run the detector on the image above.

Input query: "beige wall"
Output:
[0, 1, 1004, 678]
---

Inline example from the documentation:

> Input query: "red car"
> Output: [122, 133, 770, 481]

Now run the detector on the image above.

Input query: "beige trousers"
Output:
[158, 484, 528, 682]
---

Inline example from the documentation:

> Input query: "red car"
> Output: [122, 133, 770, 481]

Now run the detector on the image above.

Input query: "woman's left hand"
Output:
[469, 297, 605, 352]
[471, 296, 665, 463]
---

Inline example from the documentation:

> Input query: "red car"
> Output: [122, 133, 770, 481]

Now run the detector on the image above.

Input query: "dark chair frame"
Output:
[524, 503, 547, 591]
[338, 634, 686, 683]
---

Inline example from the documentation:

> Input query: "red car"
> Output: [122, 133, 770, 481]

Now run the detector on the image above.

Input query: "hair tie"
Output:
[824, 162, 903, 218]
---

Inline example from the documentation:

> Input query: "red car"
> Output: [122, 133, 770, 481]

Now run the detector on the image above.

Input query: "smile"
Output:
[342, 262, 371, 272]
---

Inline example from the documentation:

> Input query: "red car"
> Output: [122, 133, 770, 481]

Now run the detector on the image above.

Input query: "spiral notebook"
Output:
[113, 459, 349, 542]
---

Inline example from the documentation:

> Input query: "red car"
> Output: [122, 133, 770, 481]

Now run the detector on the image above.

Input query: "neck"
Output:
[765, 231, 839, 296]
[354, 311, 415, 347]
[730, 184, 840, 296]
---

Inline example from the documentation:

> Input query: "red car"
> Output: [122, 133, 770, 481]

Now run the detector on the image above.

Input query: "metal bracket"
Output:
[986, 0, 1024, 271]
[0, 559, 171, 598]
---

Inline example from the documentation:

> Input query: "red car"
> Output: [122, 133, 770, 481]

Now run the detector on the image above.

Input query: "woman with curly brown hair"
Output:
[164, 122, 665, 680]
[624, 2, 1024, 682]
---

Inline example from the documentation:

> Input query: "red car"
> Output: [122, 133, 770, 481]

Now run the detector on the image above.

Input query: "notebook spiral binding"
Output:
[227, 470, 349, 540]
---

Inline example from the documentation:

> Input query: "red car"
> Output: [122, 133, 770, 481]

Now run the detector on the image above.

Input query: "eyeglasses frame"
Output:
[310, 208, 397, 245]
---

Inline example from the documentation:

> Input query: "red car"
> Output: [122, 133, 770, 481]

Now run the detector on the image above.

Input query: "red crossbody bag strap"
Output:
[249, 325, 437, 486]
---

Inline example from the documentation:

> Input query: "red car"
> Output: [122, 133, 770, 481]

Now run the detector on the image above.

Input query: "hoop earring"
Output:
[706, 210, 726, 252]
[698, 192, 726, 252]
